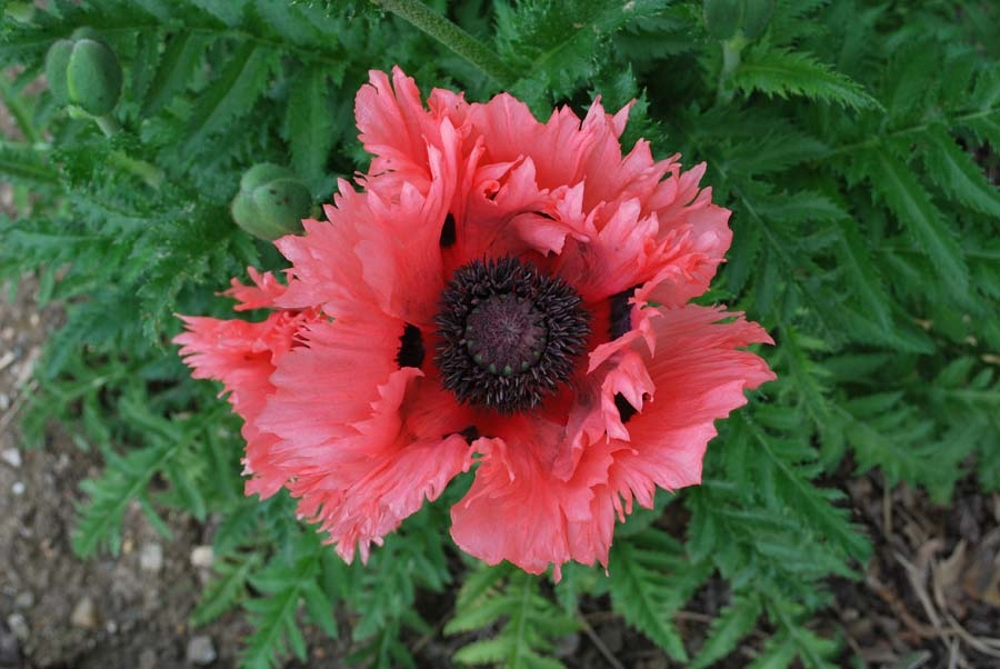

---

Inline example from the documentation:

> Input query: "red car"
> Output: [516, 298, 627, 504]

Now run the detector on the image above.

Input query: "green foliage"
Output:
[3, 0, 1000, 667]
[732, 44, 881, 110]
[446, 564, 579, 668]
[242, 530, 339, 668]
[608, 527, 711, 662]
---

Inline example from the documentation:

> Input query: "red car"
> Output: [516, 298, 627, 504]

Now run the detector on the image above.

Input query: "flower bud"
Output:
[45, 29, 122, 116]
[740, 0, 774, 40]
[704, 0, 743, 40]
[231, 164, 312, 240]
[703, 0, 774, 41]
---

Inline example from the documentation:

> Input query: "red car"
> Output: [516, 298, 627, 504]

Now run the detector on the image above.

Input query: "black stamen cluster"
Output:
[396, 323, 425, 369]
[435, 257, 590, 414]
[609, 286, 640, 422]
[609, 286, 638, 341]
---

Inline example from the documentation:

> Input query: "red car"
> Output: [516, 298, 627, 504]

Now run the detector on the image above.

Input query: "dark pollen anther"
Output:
[609, 286, 638, 340]
[439, 213, 457, 248]
[614, 393, 638, 423]
[435, 257, 590, 414]
[396, 323, 425, 369]
[457, 425, 480, 443]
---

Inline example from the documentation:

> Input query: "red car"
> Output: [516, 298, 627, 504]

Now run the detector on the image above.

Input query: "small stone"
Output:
[0, 449, 21, 468]
[138, 648, 157, 669]
[139, 542, 164, 573]
[13, 592, 33, 609]
[5, 614, 28, 642]
[186, 635, 217, 665]
[0, 622, 18, 667]
[11, 483, 24, 496]
[70, 596, 98, 629]
[553, 632, 580, 658]
[190, 545, 214, 570]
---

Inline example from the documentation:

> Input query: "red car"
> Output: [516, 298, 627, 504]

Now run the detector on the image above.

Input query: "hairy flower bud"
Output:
[703, 0, 742, 39]
[703, 0, 774, 41]
[231, 164, 312, 240]
[45, 29, 123, 116]
[740, 0, 775, 40]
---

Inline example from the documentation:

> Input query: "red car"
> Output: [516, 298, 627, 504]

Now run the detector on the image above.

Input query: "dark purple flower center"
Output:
[435, 257, 590, 414]
[464, 295, 547, 376]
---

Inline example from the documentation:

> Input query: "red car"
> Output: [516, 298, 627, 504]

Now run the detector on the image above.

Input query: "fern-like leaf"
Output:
[191, 553, 261, 626]
[183, 41, 277, 152]
[141, 31, 211, 117]
[690, 594, 763, 668]
[734, 45, 880, 109]
[71, 394, 206, 557]
[923, 125, 1000, 217]
[447, 566, 578, 668]
[286, 64, 337, 187]
[608, 528, 711, 662]
[242, 531, 335, 668]
[863, 149, 969, 302]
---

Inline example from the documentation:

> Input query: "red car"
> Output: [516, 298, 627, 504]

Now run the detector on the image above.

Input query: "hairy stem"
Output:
[716, 36, 746, 106]
[369, 0, 516, 87]
[94, 114, 122, 137]
[110, 151, 165, 189]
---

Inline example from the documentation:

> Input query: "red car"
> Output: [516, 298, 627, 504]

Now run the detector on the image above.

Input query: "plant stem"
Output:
[94, 114, 121, 137]
[369, 0, 516, 88]
[110, 151, 164, 189]
[88, 115, 164, 188]
[716, 36, 746, 106]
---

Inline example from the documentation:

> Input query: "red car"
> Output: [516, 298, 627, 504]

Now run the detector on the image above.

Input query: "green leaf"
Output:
[832, 218, 893, 334]
[303, 581, 338, 638]
[608, 529, 710, 661]
[497, 0, 661, 110]
[189, 0, 249, 26]
[71, 395, 197, 557]
[184, 41, 276, 152]
[447, 568, 577, 668]
[690, 595, 763, 668]
[755, 191, 847, 223]
[865, 149, 969, 301]
[924, 125, 1000, 217]
[740, 411, 871, 561]
[966, 115, 1000, 150]
[0, 144, 60, 186]
[286, 65, 336, 186]
[191, 554, 260, 626]
[142, 31, 210, 117]
[242, 532, 326, 668]
[724, 131, 829, 175]
[734, 45, 881, 109]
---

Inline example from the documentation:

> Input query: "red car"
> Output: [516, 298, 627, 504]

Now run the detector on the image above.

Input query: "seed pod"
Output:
[704, 0, 743, 40]
[231, 164, 311, 240]
[45, 30, 122, 116]
[45, 39, 74, 106]
[704, 0, 774, 41]
[741, 0, 775, 40]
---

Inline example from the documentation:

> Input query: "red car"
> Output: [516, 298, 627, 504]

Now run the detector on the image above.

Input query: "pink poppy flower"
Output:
[176, 67, 775, 578]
